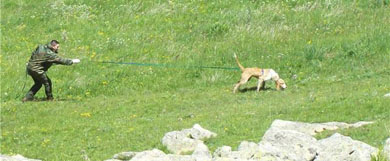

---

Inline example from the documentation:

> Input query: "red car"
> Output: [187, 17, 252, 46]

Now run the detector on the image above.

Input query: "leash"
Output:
[18, 60, 238, 100]
[90, 60, 240, 71]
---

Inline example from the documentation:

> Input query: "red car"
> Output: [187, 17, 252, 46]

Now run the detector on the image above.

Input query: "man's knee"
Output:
[33, 83, 43, 88]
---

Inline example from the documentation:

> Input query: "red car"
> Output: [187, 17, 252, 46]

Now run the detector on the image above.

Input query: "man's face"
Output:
[52, 44, 60, 52]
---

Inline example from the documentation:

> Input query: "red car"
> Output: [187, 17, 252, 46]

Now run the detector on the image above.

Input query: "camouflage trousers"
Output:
[24, 69, 53, 100]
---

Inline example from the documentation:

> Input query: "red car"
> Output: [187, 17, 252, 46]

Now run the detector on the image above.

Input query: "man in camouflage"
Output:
[22, 40, 80, 102]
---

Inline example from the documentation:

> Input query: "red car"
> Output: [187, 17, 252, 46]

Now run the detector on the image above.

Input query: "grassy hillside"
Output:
[1, 0, 389, 160]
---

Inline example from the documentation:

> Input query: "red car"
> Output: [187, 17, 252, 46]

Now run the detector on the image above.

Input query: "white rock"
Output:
[270, 119, 374, 136]
[213, 146, 232, 158]
[384, 138, 390, 160]
[234, 141, 262, 160]
[164, 154, 197, 161]
[258, 127, 318, 161]
[162, 130, 204, 155]
[191, 142, 212, 159]
[0, 154, 41, 161]
[183, 124, 217, 140]
[315, 133, 378, 161]
[129, 149, 166, 161]
[162, 124, 216, 154]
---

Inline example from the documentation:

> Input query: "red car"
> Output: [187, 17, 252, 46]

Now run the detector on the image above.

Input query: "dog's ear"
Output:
[278, 79, 287, 89]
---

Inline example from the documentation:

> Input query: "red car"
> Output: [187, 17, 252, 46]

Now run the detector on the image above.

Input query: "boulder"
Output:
[213, 141, 261, 160]
[162, 124, 216, 154]
[109, 149, 210, 161]
[269, 119, 374, 136]
[258, 127, 318, 161]
[129, 149, 166, 161]
[0, 154, 41, 161]
[315, 133, 378, 161]
[107, 121, 378, 161]
[213, 146, 232, 158]
[384, 138, 390, 160]
[191, 142, 212, 159]
[184, 124, 217, 140]
[236, 141, 262, 159]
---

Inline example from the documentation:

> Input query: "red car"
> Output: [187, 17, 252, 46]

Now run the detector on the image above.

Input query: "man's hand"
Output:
[72, 59, 80, 64]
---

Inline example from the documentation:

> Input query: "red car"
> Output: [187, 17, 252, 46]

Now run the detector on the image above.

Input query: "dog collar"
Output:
[261, 69, 264, 75]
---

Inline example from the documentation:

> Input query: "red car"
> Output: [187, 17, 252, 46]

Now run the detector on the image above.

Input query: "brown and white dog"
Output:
[233, 54, 287, 93]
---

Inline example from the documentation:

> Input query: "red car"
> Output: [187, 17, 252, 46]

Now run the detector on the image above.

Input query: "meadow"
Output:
[1, 0, 390, 160]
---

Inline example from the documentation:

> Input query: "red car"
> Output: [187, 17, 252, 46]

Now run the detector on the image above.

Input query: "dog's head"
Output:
[277, 79, 287, 89]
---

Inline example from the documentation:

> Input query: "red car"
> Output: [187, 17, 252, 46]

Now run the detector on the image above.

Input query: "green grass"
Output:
[1, 0, 390, 160]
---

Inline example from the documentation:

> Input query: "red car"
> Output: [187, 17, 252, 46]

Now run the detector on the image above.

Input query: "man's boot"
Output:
[22, 97, 33, 102]
[22, 91, 34, 102]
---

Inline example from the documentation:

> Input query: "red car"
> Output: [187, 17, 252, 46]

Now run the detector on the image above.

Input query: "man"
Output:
[22, 40, 80, 102]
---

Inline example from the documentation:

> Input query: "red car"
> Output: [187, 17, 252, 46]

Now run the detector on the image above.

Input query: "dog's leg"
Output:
[233, 75, 250, 93]
[256, 79, 265, 92]
[261, 81, 266, 90]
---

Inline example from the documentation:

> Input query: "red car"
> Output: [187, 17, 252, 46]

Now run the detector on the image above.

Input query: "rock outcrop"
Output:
[106, 120, 379, 161]
[315, 133, 378, 161]
[161, 124, 217, 155]
[0, 154, 41, 161]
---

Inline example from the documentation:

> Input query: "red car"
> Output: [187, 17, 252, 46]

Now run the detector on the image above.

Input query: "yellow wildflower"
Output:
[80, 112, 91, 118]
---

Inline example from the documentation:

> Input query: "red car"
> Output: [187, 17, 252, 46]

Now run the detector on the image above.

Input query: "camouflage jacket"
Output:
[27, 43, 73, 74]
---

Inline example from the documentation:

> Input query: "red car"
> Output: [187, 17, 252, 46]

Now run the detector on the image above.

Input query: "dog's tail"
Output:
[233, 53, 245, 71]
